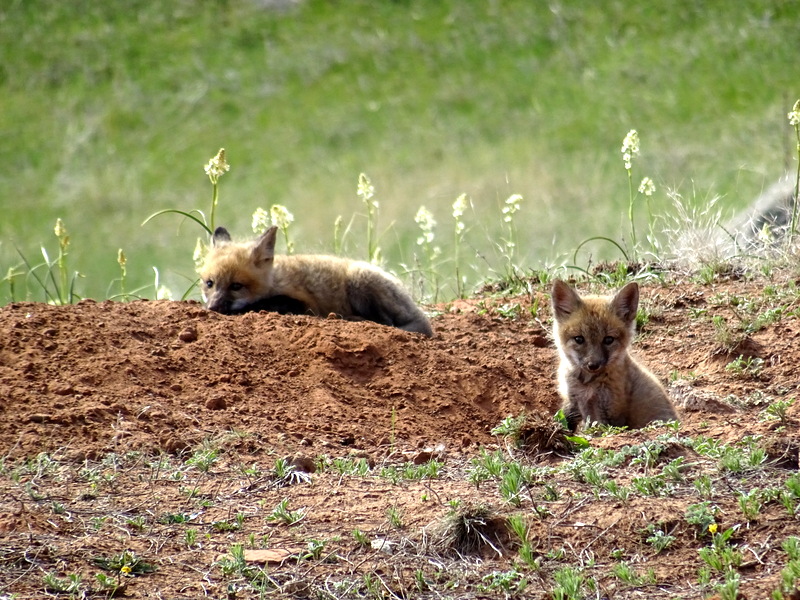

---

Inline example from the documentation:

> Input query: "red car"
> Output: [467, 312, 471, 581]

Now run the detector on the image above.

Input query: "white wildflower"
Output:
[789, 99, 800, 127]
[270, 204, 294, 230]
[415, 206, 436, 245]
[501, 194, 522, 223]
[204, 148, 230, 180]
[621, 129, 640, 171]
[357, 172, 377, 208]
[251, 207, 271, 234]
[156, 285, 174, 301]
[638, 177, 656, 196]
[193, 238, 207, 266]
[452, 193, 468, 234]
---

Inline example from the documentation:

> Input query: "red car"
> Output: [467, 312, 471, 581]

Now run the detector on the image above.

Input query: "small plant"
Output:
[358, 172, 380, 263]
[16, 219, 83, 305]
[698, 527, 743, 573]
[302, 539, 328, 561]
[507, 514, 538, 569]
[737, 488, 764, 522]
[694, 474, 714, 498]
[386, 505, 404, 529]
[352, 528, 370, 548]
[143, 147, 229, 237]
[551, 566, 594, 600]
[612, 561, 657, 586]
[715, 570, 742, 600]
[685, 502, 719, 537]
[125, 515, 147, 531]
[93, 549, 156, 576]
[414, 204, 442, 301]
[498, 462, 537, 507]
[644, 523, 676, 554]
[787, 98, 800, 242]
[468, 448, 509, 487]
[762, 397, 796, 426]
[725, 355, 765, 379]
[603, 479, 631, 502]
[479, 569, 528, 596]
[330, 456, 370, 477]
[216, 543, 271, 590]
[499, 193, 523, 273]
[491, 414, 527, 446]
[631, 474, 668, 496]
[43, 572, 84, 595]
[452, 193, 470, 298]
[185, 528, 198, 548]
[159, 512, 191, 525]
[267, 499, 305, 526]
[774, 536, 800, 598]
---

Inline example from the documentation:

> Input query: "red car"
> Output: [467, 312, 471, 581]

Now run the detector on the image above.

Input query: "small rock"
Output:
[205, 396, 227, 410]
[50, 383, 75, 396]
[532, 335, 549, 348]
[178, 328, 198, 343]
[370, 537, 397, 554]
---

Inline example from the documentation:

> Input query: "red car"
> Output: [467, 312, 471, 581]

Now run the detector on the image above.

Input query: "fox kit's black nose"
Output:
[586, 361, 602, 372]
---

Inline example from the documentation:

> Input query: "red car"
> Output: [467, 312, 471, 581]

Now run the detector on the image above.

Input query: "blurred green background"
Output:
[1, 0, 797, 303]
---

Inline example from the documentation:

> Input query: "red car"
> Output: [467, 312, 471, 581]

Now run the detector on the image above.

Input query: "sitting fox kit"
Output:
[198, 226, 433, 337]
[551, 280, 677, 431]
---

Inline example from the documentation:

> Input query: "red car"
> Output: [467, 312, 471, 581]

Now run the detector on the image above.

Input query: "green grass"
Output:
[1, 0, 797, 303]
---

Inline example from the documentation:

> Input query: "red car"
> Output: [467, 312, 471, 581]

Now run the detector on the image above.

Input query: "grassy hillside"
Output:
[0, 0, 797, 302]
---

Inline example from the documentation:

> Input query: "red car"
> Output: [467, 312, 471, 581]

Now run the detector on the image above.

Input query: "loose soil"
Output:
[1, 271, 799, 599]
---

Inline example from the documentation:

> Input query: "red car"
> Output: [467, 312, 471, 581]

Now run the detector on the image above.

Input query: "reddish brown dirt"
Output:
[0, 297, 557, 462]
[1, 273, 799, 599]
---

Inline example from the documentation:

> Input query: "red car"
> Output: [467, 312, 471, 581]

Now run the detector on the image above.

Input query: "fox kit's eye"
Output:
[205, 280, 213, 288]
[229, 282, 244, 292]
[573, 335, 585, 344]
[603, 336, 614, 345]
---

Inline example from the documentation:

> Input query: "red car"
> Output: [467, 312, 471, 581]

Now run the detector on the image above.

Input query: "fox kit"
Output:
[198, 226, 433, 337]
[551, 280, 677, 431]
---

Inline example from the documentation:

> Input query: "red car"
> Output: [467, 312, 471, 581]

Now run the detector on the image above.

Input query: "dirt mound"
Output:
[0, 297, 557, 461]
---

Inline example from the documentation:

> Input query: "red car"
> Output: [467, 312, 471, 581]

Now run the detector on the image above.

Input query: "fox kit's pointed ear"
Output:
[612, 281, 639, 323]
[551, 280, 581, 320]
[212, 227, 232, 247]
[252, 226, 278, 263]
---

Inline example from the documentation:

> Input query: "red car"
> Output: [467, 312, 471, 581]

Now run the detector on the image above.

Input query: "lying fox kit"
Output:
[197, 226, 433, 337]
[551, 280, 677, 431]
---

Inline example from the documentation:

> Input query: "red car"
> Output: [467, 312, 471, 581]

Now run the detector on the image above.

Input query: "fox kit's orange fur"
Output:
[198, 226, 433, 337]
[551, 280, 677, 431]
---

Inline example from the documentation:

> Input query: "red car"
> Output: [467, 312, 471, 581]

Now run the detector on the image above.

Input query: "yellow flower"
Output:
[120, 565, 132, 575]
[708, 523, 718, 534]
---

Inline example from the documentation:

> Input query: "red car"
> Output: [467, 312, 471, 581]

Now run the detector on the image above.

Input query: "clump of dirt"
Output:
[1, 272, 799, 599]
